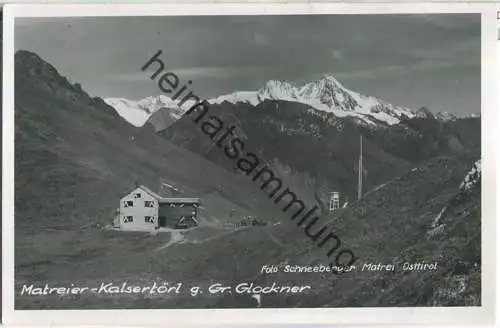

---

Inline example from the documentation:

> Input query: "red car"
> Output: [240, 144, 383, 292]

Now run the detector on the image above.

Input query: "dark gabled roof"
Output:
[138, 185, 200, 204]
[138, 185, 164, 200]
[158, 198, 200, 204]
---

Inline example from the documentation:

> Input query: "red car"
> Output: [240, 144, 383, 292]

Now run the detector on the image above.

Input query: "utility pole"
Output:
[358, 135, 363, 200]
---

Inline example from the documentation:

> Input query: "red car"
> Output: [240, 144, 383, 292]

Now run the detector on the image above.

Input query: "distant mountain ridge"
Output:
[104, 95, 184, 127]
[105, 75, 417, 127]
[210, 75, 415, 126]
[105, 74, 478, 129]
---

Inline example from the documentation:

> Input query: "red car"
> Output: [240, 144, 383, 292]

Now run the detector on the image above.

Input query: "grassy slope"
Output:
[16, 153, 480, 309]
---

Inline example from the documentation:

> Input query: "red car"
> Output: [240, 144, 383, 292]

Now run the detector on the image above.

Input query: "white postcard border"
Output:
[2, 2, 497, 326]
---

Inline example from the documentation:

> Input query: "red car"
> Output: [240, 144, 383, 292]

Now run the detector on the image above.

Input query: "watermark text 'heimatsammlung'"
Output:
[140, 50, 357, 275]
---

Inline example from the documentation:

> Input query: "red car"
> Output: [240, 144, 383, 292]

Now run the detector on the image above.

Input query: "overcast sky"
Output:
[15, 14, 480, 115]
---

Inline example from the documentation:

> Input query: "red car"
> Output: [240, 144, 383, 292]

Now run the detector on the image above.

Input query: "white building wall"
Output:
[119, 187, 159, 231]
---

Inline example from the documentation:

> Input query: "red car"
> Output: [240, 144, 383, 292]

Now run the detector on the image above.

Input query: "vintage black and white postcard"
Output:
[2, 2, 497, 326]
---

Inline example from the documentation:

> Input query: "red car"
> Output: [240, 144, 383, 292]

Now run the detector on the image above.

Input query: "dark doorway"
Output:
[158, 216, 167, 227]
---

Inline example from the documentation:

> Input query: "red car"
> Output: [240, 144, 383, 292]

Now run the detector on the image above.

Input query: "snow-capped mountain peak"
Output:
[209, 75, 415, 125]
[138, 95, 179, 112]
[299, 74, 345, 96]
[298, 74, 359, 111]
[459, 159, 481, 192]
[257, 80, 299, 102]
[209, 91, 259, 106]
[435, 111, 457, 122]
[104, 95, 183, 127]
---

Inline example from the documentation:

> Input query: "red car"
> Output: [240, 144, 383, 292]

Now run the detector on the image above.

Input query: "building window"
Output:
[124, 200, 133, 208]
[134, 193, 141, 198]
[169, 203, 184, 208]
[144, 201, 154, 208]
[124, 216, 133, 223]
[145, 216, 154, 223]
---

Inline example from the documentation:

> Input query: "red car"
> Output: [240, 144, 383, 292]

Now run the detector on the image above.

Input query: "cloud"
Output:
[15, 14, 479, 115]
[333, 59, 455, 82]
[409, 38, 479, 64]
[172, 66, 242, 79]
[109, 65, 270, 82]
